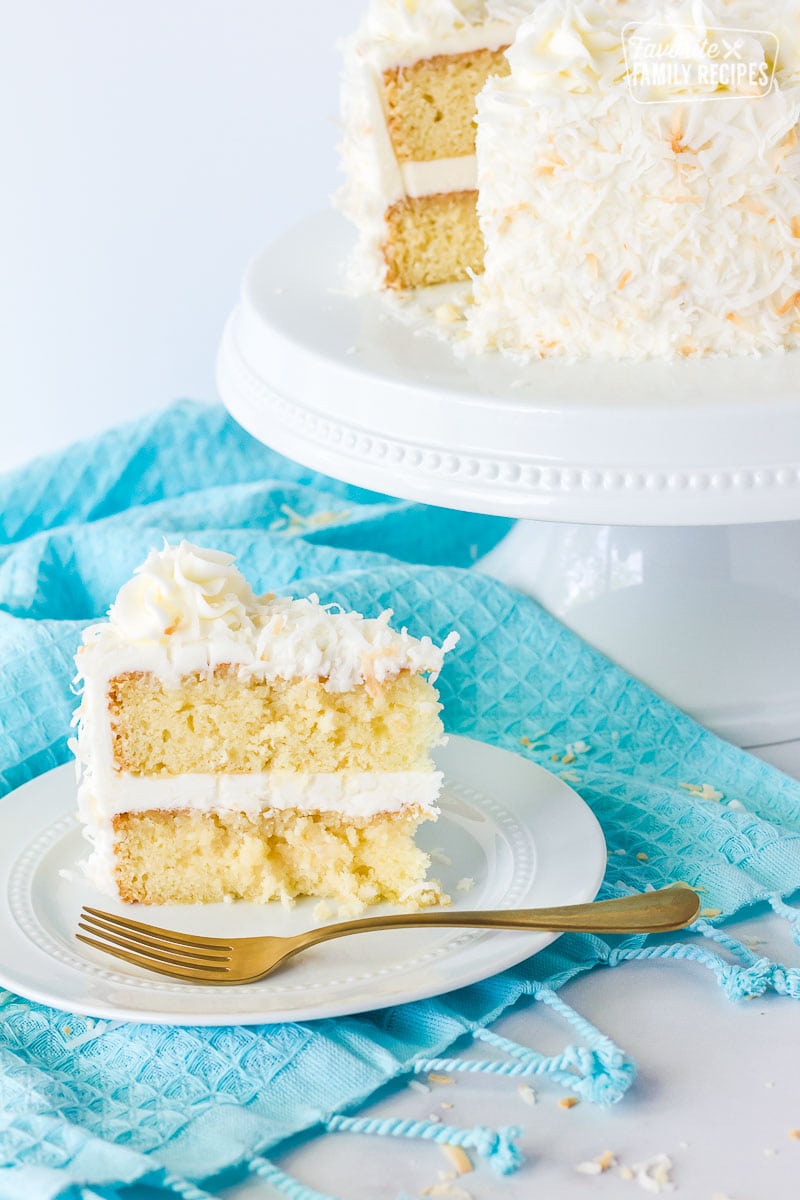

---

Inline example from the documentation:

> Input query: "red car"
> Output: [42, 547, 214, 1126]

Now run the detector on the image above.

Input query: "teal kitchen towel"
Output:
[1, 400, 799, 1200]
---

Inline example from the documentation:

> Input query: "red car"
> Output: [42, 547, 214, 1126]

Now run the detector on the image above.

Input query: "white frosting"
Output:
[401, 155, 479, 197]
[353, 1, 524, 69]
[467, 0, 800, 360]
[110, 542, 257, 644]
[80, 769, 443, 821]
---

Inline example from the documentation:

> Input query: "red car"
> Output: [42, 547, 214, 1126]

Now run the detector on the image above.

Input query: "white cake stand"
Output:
[217, 212, 800, 752]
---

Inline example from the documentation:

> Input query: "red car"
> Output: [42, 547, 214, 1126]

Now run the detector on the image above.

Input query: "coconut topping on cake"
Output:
[466, 0, 800, 360]
[79, 541, 458, 693]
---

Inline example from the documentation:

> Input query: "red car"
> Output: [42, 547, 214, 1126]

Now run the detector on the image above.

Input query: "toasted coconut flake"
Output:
[440, 1145, 474, 1176]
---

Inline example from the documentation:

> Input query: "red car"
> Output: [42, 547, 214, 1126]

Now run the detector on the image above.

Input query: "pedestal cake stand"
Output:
[217, 211, 800, 755]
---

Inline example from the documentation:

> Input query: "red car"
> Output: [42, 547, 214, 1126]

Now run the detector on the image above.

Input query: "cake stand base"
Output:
[479, 519, 800, 750]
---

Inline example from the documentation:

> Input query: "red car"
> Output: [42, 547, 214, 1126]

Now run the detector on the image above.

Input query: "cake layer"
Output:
[383, 46, 510, 161]
[384, 191, 484, 287]
[81, 769, 444, 821]
[112, 807, 442, 908]
[108, 669, 442, 774]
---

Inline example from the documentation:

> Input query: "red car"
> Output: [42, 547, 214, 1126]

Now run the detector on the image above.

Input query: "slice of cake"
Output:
[339, 1, 531, 290]
[72, 541, 457, 910]
[468, 0, 800, 359]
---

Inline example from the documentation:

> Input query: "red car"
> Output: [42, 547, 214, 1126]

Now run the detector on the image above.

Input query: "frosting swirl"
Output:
[109, 541, 258, 643]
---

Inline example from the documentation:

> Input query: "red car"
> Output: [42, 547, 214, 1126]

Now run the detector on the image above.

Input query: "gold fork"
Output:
[76, 887, 701, 986]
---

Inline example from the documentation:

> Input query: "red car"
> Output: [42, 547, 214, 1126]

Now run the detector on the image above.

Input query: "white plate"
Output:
[217, 211, 800, 526]
[0, 738, 605, 1026]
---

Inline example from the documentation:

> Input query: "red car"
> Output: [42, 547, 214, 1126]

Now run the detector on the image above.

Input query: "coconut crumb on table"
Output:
[421, 1184, 473, 1200]
[456, 877, 475, 893]
[627, 1154, 675, 1193]
[576, 1151, 616, 1175]
[427, 1073, 456, 1086]
[558, 1096, 579, 1110]
[517, 1084, 536, 1107]
[440, 1144, 473, 1175]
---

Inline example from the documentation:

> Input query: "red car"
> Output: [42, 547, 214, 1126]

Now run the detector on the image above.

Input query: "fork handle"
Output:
[294, 887, 701, 950]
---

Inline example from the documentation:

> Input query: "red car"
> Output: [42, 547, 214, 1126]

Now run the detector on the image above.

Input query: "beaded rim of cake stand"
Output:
[218, 314, 800, 525]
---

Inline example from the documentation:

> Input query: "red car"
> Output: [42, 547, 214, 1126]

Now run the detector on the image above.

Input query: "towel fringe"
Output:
[249, 1155, 342, 1200]
[413, 983, 636, 1107]
[161, 1171, 220, 1200]
[325, 1114, 524, 1177]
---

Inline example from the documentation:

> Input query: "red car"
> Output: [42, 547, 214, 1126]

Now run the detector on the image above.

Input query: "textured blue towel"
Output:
[1, 401, 799, 1200]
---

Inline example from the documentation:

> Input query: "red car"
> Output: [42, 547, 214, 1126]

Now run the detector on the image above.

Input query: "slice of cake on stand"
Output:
[72, 541, 457, 912]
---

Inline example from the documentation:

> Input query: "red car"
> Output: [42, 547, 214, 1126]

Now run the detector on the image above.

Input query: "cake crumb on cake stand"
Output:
[217, 211, 800, 754]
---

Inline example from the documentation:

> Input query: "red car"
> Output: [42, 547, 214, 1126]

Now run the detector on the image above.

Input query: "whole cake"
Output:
[73, 541, 456, 910]
[340, 0, 800, 360]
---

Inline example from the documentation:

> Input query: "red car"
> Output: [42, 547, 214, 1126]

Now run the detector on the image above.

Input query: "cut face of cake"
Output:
[468, 0, 800, 359]
[73, 542, 458, 910]
[339, 0, 531, 289]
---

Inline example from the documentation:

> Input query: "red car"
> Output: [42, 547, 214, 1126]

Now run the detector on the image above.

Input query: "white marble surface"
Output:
[127, 743, 800, 1200]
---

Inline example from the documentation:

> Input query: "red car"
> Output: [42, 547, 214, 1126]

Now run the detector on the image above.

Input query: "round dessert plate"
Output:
[0, 738, 605, 1026]
[217, 211, 800, 525]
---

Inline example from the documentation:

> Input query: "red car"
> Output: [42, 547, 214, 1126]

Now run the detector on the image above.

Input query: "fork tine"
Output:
[82, 907, 233, 952]
[79, 914, 231, 964]
[77, 924, 231, 973]
[76, 934, 232, 983]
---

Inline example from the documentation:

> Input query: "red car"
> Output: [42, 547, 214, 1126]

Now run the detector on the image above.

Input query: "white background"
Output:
[0, 0, 363, 473]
